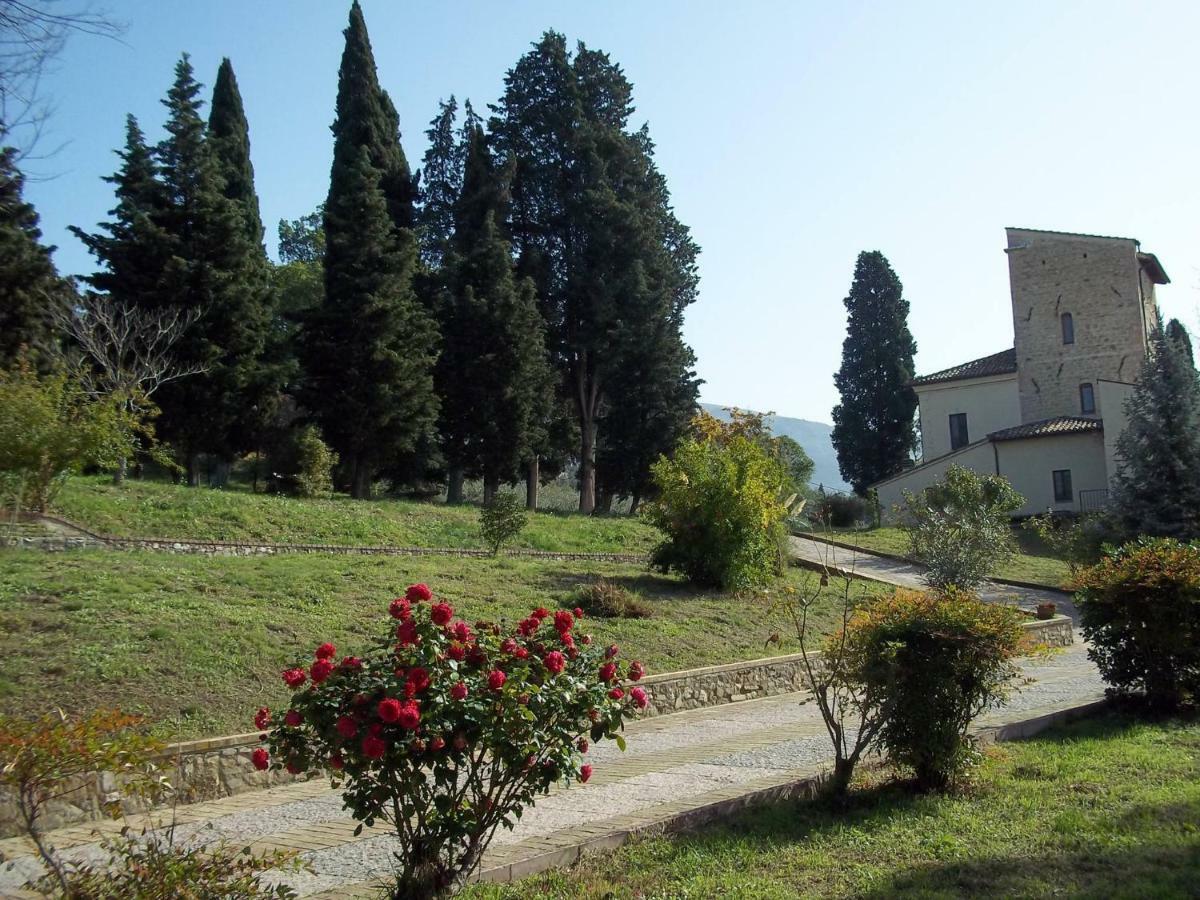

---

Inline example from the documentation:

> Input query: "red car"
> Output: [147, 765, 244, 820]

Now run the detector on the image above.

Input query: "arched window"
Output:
[1061, 312, 1074, 345]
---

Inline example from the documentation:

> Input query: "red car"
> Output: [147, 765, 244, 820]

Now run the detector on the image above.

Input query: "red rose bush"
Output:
[255, 583, 646, 898]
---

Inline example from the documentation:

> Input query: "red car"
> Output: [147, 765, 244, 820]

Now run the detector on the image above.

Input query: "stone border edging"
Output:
[796, 531, 1074, 595]
[28, 513, 649, 564]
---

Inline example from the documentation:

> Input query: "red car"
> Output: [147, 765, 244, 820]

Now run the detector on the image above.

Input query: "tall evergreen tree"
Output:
[437, 124, 552, 503]
[0, 144, 64, 365]
[299, 2, 438, 499]
[416, 96, 462, 269]
[1111, 317, 1200, 540]
[1166, 318, 1196, 369]
[831, 251, 918, 494]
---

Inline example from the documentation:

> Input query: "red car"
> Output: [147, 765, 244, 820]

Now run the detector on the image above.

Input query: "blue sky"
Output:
[21, 0, 1200, 425]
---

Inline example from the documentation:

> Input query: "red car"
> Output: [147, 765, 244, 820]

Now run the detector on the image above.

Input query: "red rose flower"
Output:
[340, 656, 362, 671]
[452, 733, 468, 751]
[609, 687, 625, 700]
[430, 736, 446, 752]
[561, 632, 576, 649]
[533, 607, 550, 620]
[310, 658, 335, 684]
[599, 662, 617, 683]
[378, 697, 403, 723]
[452, 621, 473, 643]
[450, 681, 468, 701]
[579, 764, 593, 783]
[574, 607, 584, 619]
[501, 638, 518, 655]
[335, 715, 358, 738]
[605, 644, 619, 659]
[406, 583, 433, 603]
[404, 681, 418, 699]
[396, 621, 419, 646]
[554, 610, 574, 634]
[407, 667, 430, 693]
[254, 707, 271, 730]
[567, 646, 579, 659]
[487, 670, 507, 691]
[252, 748, 269, 771]
[467, 646, 487, 667]
[430, 602, 453, 626]
[389, 598, 412, 620]
[282, 668, 306, 688]
[629, 661, 645, 681]
[543, 650, 566, 675]
[397, 701, 421, 730]
[515, 647, 529, 660]
[315, 642, 336, 660]
[577, 738, 589, 753]
[362, 735, 387, 760]
[329, 753, 344, 771]
[286, 760, 302, 775]
[518, 617, 539, 637]
[447, 642, 466, 661]
[588, 708, 601, 722]
[630, 686, 649, 709]
[284, 709, 303, 728]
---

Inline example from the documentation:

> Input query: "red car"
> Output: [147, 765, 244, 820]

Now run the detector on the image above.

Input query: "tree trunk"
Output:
[526, 456, 539, 511]
[595, 491, 613, 515]
[350, 455, 372, 500]
[826, 756, 856, 800]
[446, 466, 465, 505]
[483, 473, 499, 506]
[629, 492, 641, 516]
[113, 457, 127, 486]
[578, 413, 596, 514]
[186, 452, 201, 487]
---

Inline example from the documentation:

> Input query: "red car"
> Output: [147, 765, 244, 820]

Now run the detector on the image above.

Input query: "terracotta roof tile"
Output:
[911, 348, 1017, 386]
[988, 416, 1102, 442]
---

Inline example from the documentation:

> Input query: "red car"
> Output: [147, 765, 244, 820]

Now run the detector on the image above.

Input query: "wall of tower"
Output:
[1006, 229, 1151, 424]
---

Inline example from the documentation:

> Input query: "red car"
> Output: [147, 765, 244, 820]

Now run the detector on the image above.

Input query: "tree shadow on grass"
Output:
[534, 570, 705, 602]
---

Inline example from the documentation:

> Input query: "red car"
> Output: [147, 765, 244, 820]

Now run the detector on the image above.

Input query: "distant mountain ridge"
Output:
[699, 403, 849, 492]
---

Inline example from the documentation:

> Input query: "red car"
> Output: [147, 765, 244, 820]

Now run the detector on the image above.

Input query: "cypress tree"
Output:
[1111, 318, 1200, 540]
[416, 96, 462, 269]
[1166, 318, 1196, 369]
[831, 251, 918, 494]
[0, 144, 65, 366]
[300, 2, 438, 499]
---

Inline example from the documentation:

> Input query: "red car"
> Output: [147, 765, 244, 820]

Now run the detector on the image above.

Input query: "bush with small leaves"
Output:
[293, 425, 338, 499]
[1074, 537, 1200, 710]
[256, 583, 647, 898]
[574, 579, 653, 619]
[479, 491, 527, 556]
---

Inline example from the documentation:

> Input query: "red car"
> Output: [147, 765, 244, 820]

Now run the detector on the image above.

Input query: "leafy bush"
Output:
[479, 490, 527, 555]
[574, 579, 653, 619]
[1022, 511, 1117, 575]
[901, 465, 1024, 590]
[813, 492, 868, 528]
[846, 588, 1023, 791]
[293, 425, 338, 499]
[258, 583, 646, 897]
[645, 429, 789, 591]
[1074, 537, 1200, 710]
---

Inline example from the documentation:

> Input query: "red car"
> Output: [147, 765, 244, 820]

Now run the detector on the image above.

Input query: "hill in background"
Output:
[700, 403, 849, 493]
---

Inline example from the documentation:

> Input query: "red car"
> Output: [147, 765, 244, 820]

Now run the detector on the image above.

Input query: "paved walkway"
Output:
[789, 534, 1080, 622]
[0, 645, 1104, 898]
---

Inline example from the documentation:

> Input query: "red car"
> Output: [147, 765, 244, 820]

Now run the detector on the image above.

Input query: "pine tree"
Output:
[831, 251, 918, 494]
[1166, 318, 1196, 369]
[0, 145, 65, 366]
[437, 124, 553, 504]
[1111, 318, 1200, 540]
[299, 2, 438, 499]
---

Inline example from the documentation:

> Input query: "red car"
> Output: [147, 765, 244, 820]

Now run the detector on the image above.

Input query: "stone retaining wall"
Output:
[0, 615, 1073, 838]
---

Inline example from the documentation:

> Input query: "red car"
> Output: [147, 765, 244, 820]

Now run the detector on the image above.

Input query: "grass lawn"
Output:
[0, 550, 873, 740]
[468, 711, 1200, 899]
[813, 525, 1073, 589]
[49, 476, 658, 555]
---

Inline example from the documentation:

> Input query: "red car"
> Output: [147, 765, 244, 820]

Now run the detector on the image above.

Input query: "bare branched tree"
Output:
[0, 0, 124, 162]
[52, 292, 205, 481]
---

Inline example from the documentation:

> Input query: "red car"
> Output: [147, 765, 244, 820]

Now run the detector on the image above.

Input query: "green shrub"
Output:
[1022, 511, 1117, 575]
[813, 492, 867, 528]
[1074, 537, 1200, 710]
[645, 432, 788, 591]
[846, 588, 1023, 791]
[574, 579, 653, 619]
[479, 491, 527, 556]
[293, 425, 338, 499]
[901, 465, 1024, 590]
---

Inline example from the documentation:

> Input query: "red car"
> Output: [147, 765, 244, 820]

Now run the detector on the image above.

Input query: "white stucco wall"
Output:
[916, 375, 1020, 462]
[875, 440, 997, 518]
[1098, 379, 1136, 486]
[994, 431, 1109, 516]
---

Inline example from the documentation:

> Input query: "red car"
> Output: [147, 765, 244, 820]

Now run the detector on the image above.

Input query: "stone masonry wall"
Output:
[1006, 228, 1154, 425]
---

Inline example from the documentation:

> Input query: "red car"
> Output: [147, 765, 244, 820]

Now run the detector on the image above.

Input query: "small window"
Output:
[1080, 382, 1095, 414]
[1053, 469, 1073, 503]
[949, 413, 969, 450]
[1061, 312, 1074, 345]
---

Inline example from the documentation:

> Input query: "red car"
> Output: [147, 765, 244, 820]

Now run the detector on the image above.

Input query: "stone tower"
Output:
[1004, 227, 1168, 424]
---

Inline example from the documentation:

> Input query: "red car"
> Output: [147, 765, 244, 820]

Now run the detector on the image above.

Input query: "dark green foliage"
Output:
[812, 491, 867, 528]
[847, 588, 1024, 791]
[1075, 537, 1200, 710]
[208, 58, 265, 248]
[479, 491, 527, 555]
[278, 209, 325, 264]
[831, 251, 918, 494]
[1166, 318, 1195, 369]
[416, 96, 472, 269]
[300, 3, 437, 499]
[1111, 318, 1200, 540]
[0, 146, 65, 365]
[775, 435, 815, 496]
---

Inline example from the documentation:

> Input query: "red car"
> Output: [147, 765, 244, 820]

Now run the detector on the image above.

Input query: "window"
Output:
[1053, 469, 1073, 503]
[1061, 312, 1074, 345]
[949, 413, 969, 450]
[1080, 382, 1095, 414]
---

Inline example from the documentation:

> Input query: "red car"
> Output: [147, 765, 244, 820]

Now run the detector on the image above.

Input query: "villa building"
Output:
[873, 227, 1169, 517]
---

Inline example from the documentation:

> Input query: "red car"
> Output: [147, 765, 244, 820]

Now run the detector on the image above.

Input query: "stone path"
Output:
[0, 644, 1105, 898]
[789, 534, 1080, 621]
